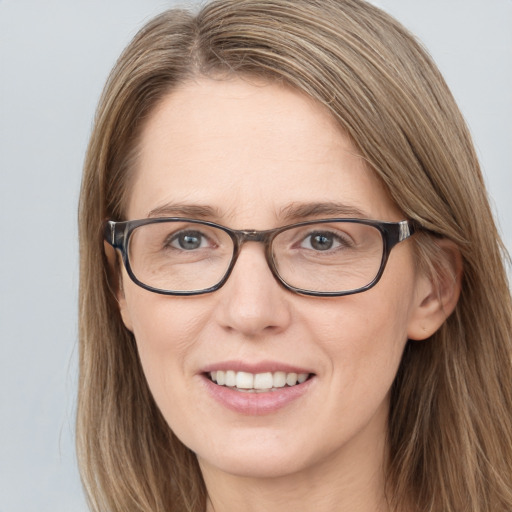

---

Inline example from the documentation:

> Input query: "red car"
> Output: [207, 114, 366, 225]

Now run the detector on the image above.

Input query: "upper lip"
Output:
[201, 360, 314, 375]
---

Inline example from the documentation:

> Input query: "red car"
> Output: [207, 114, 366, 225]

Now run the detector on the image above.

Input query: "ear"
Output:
[104, 240, 134, 332]
[407, 238, 462, 341]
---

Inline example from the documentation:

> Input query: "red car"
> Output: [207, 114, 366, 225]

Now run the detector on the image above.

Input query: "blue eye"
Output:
[169, 230, 208, 250]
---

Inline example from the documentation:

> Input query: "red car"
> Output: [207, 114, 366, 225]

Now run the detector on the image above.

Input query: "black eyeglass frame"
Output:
[104, 217, 416, 297]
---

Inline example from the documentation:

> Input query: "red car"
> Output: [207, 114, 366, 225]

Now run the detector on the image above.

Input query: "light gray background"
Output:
[1, 1, 510, 510]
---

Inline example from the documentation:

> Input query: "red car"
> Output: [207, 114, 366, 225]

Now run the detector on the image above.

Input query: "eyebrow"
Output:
[147, 203, 222, 219]
[278, 201, 370, 221]
[147, 201, 370, 223]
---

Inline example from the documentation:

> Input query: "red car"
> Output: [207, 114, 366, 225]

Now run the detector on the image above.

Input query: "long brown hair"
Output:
[77, 1, 512, 510]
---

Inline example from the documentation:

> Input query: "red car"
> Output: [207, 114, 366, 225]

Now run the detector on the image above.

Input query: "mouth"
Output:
[207, 370, 312, 393]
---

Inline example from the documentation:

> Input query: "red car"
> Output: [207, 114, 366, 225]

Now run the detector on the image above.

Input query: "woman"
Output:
[77, 1, 512, 511]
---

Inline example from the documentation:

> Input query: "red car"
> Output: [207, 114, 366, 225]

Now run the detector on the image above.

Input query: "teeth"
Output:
[286, 372, 298, 386]
[209, 370, 310, 390]
[225, 370, 236, 387]
[297, 373, 308, 384]
[253, 372, 273, 389]
[236, 371, 254, 389]
[273, 371, 286, 388]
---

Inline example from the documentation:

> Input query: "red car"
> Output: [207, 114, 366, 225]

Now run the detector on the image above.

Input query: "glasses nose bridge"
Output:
[233, 229, 275, 247]
[231, 228, 276, 269]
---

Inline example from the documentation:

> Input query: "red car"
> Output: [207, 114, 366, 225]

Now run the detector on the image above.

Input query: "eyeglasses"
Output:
[104, 217, 416, 297]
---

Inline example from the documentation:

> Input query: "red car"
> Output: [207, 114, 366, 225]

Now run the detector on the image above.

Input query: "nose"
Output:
[214, 242, 292, 337]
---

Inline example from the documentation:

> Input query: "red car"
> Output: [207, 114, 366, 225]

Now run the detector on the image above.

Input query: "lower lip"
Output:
[203, 376, 314, 416]
[201, 375, 315, 415]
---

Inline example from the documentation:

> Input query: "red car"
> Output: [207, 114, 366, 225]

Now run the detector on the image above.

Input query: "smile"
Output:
[209, 370, 310, 392]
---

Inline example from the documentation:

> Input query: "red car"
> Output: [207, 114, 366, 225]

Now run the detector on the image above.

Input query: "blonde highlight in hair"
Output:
[78, 1, 512, 510]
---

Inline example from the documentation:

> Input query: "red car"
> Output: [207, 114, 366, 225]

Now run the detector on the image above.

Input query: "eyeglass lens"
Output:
[127, 220, 385, 294]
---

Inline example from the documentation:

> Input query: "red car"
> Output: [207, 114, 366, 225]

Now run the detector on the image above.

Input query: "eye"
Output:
[300, 231, 349, 251]
[168, 230, 210, 250]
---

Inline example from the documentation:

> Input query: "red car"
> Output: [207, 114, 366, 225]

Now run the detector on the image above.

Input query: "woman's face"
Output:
[118, 77, 431, 482]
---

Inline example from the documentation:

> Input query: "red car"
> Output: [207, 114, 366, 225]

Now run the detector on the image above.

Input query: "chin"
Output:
[198, 447, 312, 480]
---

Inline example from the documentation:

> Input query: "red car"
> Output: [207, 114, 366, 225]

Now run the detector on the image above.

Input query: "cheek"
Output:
[123, 290, 209, 395]
[309, 305, 408, 454]
[304, 283, 414, 400]
[307, 290, 410, 354]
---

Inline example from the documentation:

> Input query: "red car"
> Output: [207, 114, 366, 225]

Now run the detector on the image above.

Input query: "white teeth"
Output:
[253, 372, 273, 389]
[225, 370, 236, 387]
[236, 371, 254, 389]
[286, 372, 298, 386]
[209, 370, 310, 390]
[298, 373, 308, 383]
[216, 371, 226, 385]
[273, 371, 286, 388]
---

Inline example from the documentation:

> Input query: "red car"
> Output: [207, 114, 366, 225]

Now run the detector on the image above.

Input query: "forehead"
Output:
[128, 77, 399, 226]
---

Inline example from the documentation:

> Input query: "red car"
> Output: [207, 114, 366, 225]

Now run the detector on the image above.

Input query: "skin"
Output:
[117, 77, 456, 512]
